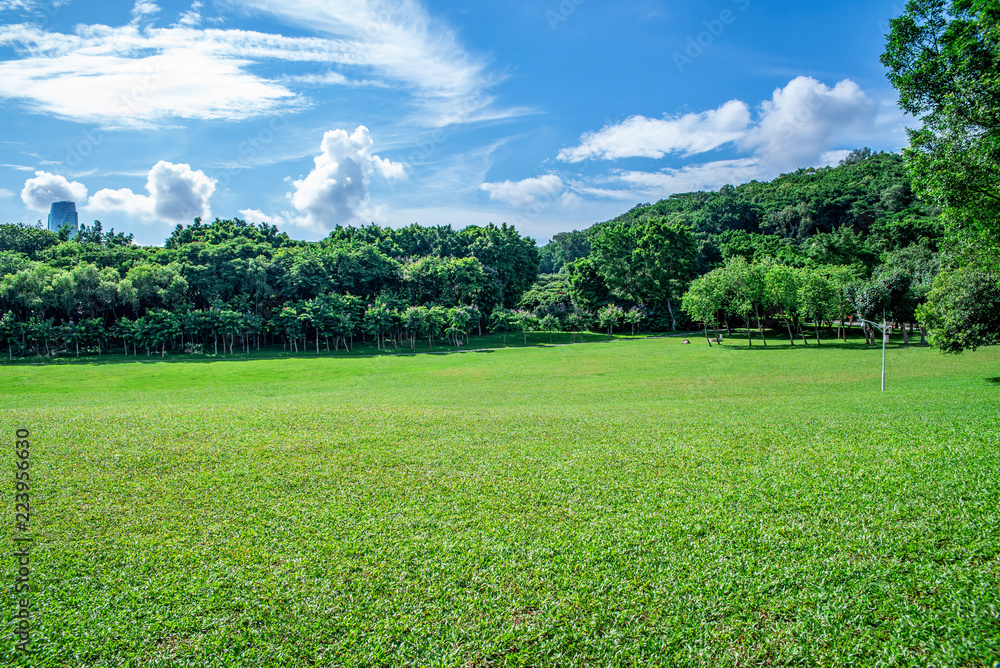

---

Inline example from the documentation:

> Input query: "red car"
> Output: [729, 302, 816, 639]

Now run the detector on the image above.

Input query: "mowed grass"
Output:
[1, 338, 998, 667]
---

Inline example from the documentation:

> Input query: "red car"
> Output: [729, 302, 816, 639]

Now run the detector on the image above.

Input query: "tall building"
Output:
[47, 201, 79, 235]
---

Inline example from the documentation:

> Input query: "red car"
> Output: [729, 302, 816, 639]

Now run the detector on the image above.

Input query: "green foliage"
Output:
[0, 222, 60, 258]
[882, 0, 1000, 264]
[917, 265, 1000, 352]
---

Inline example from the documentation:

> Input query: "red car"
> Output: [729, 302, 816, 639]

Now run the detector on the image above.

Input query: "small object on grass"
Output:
[681, 339, 690, 344]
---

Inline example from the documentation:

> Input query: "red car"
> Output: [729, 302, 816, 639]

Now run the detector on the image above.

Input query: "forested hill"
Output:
[539, 149, 943, 275]
[0, 149, 948, 359]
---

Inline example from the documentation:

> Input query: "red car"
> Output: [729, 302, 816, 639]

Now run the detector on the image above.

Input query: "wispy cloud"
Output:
[0, 0, 516, 129]
[232, 0, 517, 126]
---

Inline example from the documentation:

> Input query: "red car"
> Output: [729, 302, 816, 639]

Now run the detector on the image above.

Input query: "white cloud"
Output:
[21, 171, 88, 210]
[223, 0, 511, 126]
[87, 161, 215, 223]
[480, 174, 564, 209]
[558, 77, 877, 173]
[0, 25, 307, 128]
[609, 158, 762, 198]
[742, 76, 877, 172]
[0, 0, 68, 11]
[286, 125, 405, 231]
[558, 99, 751, 162]
[239, 208, 288, 227]
[176, 1, 202, 27]
[0, 188, 16, 198]
[819, 149, 853, 167]
[0, 0, 512, 129]
[131, 1, 160, 22]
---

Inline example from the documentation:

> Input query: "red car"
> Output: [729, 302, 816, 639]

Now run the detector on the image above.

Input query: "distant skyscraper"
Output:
[47, 201, 78, 235]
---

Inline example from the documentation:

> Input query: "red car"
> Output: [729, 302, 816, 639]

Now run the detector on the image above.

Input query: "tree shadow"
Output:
[719, 340, 911, 352]
[987, 377, 1000, 386]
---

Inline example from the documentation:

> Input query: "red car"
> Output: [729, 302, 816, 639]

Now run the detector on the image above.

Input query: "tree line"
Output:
[0, 145, 965, 360]
[0, 219, 548, 358]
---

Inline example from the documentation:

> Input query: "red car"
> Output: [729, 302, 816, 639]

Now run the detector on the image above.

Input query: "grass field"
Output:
[1, 336, 998, 667]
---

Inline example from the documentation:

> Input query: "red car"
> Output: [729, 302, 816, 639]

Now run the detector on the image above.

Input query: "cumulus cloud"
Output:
[287, 125, 405, 230]
[558, 100, 751, 162]
[239, 208, 288, 227]
[21, 171, 88, 210]
[87, 160, 215, 223]
[559, 77, 877, 174]
[480, 174, 565, 208]
[742, 76, 877, 172]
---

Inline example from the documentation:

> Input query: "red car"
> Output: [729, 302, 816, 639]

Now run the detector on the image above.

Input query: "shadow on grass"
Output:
[987, 377, 1000, 386]
[716, 339, 912, 352]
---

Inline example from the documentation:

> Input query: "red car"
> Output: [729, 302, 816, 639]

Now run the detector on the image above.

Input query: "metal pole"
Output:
[881, 309, 886, 392]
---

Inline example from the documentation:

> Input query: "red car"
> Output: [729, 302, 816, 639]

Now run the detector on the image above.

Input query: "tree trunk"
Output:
[666, 298, 677, 331]
[785, 320, 795, 346]
[815, 322, 821, 346]
[745, 316, 752, 346]
[704, 324, 712, 347]
[755, 309, 767, 346]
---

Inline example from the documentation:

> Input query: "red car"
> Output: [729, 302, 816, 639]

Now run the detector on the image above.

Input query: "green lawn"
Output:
[1, 338, 998, 667]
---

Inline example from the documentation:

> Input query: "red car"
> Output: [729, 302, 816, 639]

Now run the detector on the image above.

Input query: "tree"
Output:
[722, 256, 767, 346]
[447, 306, 471, 347]
[847, 279, 890, 346]
[490, 307, 515, 345]
[0, 310, 18, 360]
[883, 0, 1000, 264]
[764, 263, 800, 345]
[597, 303, 625, 337]
[538, 313, 561, 343]
[798, 269, 837, 346]
[590, 218, 698, 330]
[682, 273, 724, 346]
[275, 305, 303, 353]
[623, 307, 645, 336]
[916, 265, 1000, 352]
[402, 306, 428, 350]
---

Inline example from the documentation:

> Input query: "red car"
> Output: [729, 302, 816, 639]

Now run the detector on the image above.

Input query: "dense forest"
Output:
[532, 149, 944, 343]
[0, 149, 956, 359]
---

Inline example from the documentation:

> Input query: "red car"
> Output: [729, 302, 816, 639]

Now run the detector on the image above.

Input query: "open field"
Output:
[1, 338, 998, 667]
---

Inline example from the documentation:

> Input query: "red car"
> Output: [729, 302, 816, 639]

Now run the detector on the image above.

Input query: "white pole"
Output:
[881, 309, 886, 392]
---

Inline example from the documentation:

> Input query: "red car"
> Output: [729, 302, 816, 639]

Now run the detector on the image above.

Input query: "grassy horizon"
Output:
[2, 338, 998, 666]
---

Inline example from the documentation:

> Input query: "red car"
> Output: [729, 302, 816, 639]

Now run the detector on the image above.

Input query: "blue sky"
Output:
[0, 0, 911, 245]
